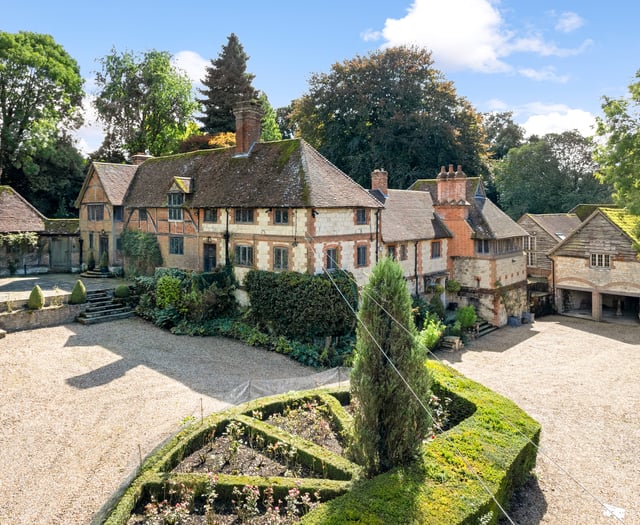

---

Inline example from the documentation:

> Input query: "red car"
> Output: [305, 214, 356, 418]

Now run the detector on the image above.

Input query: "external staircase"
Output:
[76, 289, 134, 325]
[475, 318, 498, 337]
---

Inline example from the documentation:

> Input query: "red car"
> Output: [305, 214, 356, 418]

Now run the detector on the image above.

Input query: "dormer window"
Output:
[168, 192, 184, 221]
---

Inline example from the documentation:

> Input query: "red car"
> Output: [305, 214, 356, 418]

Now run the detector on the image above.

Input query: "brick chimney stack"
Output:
[437, 164, 467, 203]
[131, 152, 153, 165]
[370, 168, 388, 195]
[233, 100, 263, 155]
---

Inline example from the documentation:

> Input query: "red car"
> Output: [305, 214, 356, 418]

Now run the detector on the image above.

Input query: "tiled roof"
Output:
[600, 207, 640, 244]
[44, 219, 80, 235]
[380, 189, 451, 243]
[94, 163, 138, 205]
[408, 177, 527, 239]
[125, 139, 382, 210]
[521, 213, 581, 241]
[0, 186, 46, 233]
[569, 203, 618, 222]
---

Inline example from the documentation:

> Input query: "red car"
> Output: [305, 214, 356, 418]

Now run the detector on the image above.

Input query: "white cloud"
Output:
[518, 67, 569, 83]
[379, 0, 510, 73]
[554, 11, 584, 33]
[520, 104, 596, 137]
[74, 90, 104, 155]
[372, 0, 590, 74]
[172, 50, 208, 87]
[361, 29, 382, 42]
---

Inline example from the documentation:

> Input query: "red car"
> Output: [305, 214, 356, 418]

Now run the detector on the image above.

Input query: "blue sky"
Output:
[3, 0, 639, 154]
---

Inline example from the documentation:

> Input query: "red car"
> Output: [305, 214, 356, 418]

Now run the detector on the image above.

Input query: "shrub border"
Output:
[97, 361, 539, 524]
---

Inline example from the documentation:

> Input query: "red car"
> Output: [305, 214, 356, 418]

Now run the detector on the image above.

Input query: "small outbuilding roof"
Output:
[0, 186, 46, 233]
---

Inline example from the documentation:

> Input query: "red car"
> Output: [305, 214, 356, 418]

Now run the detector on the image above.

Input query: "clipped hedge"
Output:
[244, 270, 358, 342]
[98, 362, 539, 525]
[301, 361, 540, 525]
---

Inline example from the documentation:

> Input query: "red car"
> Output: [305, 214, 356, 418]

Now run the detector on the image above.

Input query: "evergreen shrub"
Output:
[27, 285, 45, 310]
[69, 280, 87, 304]
[114, 284, 130, 298]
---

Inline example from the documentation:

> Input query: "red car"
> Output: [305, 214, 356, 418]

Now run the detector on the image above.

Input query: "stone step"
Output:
[477, 320, 498, 337]
[76, 310, 134, 325]
[83, 303, 131, 315]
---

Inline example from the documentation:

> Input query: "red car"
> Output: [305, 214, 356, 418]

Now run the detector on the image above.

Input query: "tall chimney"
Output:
[437, 163, 467, 203]
[370, 168, 388, 194]
[233, 100, 263, 155]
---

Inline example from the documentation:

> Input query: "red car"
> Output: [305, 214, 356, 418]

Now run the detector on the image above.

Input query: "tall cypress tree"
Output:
[349, 257, 432, 477]
[197, 33, 258, 133]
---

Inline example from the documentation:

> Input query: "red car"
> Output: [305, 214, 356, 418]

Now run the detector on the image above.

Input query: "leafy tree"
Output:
[482, 111, 525, 160]
[0, 31, 83, 185]
[93, 48, 196, 157]
[350, 257, 432, 477]
[197, 33, 258, 134]
[595, 70, 640, 215]
[258, 92, 281, 142]
[276, 105, 295, 139]
[495, 131, 612, 218]
[290, 46, 488, 189]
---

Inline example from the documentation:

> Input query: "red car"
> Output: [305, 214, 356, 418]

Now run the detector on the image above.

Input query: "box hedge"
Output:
[97, 361, 539, 525]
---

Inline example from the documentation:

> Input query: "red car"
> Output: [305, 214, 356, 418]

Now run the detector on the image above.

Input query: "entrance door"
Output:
[50, 238, 70, 271]
[99, 236, 109, 260]
[204, 243, 217, 272]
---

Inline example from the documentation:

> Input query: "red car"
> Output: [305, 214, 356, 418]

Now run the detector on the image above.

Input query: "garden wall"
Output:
[0, 303, 84, 332]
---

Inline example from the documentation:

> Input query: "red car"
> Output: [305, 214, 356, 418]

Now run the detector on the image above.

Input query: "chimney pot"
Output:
[233, 100, 263, 155]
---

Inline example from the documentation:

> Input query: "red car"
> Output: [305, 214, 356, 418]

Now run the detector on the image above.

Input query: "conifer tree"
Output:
[197, 33, 258, 133]
[349, 257, 432, 477]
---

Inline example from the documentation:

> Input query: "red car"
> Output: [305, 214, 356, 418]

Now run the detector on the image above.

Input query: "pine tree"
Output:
[197, 33, 258, 133]
[349, 257, 432, 477]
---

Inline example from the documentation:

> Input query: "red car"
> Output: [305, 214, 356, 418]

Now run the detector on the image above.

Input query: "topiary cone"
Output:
[69, 279, 87, 304]
[27, 285, 45, 310]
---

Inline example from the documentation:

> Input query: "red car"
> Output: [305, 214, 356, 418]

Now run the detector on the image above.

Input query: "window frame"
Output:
[431, 240, 441, 259]
[235, 244, 254, 267]
[204, 208, 218, 223]
[387, 245, 397, 260]
[326, 247, 338, 270]
[139, 208, 147, 221]
[399, 244, 408, 261]
[355, 208, 367, 225]
[273, 246, 289, 270]
[235, 208, 254, 224]
[356, 245, 368, 267]
[590, 253, 610, 268]
[87, 204, 104, 221]
[274, 209, 289, 225]
[113, 205, 124, 222]
[475, 239, 490, 255]
[168, 192, 184, 222]
[169, 236, 184, 255]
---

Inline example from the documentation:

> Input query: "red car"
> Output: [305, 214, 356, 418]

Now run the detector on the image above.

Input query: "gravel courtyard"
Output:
[439, 315, 640, 525]
[0, 314, 638, 524]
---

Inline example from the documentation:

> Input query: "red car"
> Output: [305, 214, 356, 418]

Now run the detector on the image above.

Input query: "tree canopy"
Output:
[0, 31, 83, 185]
[197, 33, 258, 134]
[290, 46, 488, 189]
[494, 131, 612, 219]
[482, 111, 525, 161]
[595, 70, 640, 216]
[93, 48, 196, 158]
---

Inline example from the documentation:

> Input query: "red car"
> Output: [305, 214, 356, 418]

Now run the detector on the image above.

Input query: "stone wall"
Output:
[0, 304, 84, 332]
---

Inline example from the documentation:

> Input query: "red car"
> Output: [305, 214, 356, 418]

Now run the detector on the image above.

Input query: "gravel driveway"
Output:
[1, 315, 638, 524]
[0, 318, 316, 525]
[439, 315, 640, 525]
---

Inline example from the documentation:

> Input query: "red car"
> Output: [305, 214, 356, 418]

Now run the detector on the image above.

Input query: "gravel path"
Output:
[0, 318, 315, 525]
[439, 315, 640, 525]
[1, 314, 638, 524]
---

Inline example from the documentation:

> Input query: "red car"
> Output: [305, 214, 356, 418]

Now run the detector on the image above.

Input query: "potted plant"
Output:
[99, 251, 109, 273]
[87, 250, 96, 271]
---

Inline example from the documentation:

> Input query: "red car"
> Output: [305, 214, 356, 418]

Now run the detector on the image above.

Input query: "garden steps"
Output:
[76, 289, 134, 325]
[476, 319, 498, 337]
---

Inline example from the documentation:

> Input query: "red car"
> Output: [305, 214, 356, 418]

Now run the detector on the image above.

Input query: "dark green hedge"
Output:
[98, 362, 539, 525]
[301, 361, 540, 525]
[244, 270, 358, 342]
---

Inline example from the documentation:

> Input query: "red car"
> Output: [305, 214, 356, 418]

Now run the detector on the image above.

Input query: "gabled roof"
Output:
[0, 186, 46, 233]
[548, 207, 640, 255]
[569, 203, 619, 222]
[74, 162, 138, 207]
[378, 189, 452, 243]
[519, 213, 581, 242]
[125, 139, 382, 209]
[408, 177, 528, 240]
